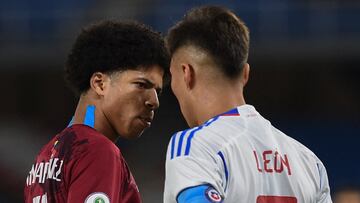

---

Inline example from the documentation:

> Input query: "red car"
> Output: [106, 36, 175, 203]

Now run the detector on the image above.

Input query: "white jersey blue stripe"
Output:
[170, 116, 222, 159]
[164, 104, 332, 203]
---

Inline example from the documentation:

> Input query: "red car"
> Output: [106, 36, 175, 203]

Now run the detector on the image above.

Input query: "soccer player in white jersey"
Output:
[163, 6, 332, 203]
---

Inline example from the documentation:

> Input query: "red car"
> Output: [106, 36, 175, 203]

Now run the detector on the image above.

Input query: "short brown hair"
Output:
[166, 6, 250, 79]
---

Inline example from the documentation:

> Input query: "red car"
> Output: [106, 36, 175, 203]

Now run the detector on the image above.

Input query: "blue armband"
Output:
[177, 185, 223, 203]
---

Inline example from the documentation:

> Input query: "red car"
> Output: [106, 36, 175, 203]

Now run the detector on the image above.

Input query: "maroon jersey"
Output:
[24, 124, 141, 203]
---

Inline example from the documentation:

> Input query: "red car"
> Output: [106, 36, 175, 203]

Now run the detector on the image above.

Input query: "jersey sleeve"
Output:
[163, 130, 225, 203]
[66, 140, 122, 203]
[316, 161, 333, 203]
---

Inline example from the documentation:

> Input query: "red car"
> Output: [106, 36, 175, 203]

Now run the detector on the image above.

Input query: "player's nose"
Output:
[145, 89, 160, 110]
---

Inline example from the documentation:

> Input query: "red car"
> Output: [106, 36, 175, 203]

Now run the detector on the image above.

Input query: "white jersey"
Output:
[164, 104, 332, 203]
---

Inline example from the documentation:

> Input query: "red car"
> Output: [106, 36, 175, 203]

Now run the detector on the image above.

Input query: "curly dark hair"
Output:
[166, 6, 249, 79]
[65, 20, 169, 95]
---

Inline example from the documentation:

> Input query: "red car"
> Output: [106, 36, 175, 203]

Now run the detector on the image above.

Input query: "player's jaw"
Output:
[176, 97, 197, 128]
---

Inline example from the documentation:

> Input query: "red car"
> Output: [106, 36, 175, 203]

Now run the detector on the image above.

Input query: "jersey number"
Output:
[256, 195, 297, 203]
[33, 193, 47, 203]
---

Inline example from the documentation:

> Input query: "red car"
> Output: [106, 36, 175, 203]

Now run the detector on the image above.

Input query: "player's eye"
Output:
[135, 82, 147, 89]
[135, 81, 155, 90]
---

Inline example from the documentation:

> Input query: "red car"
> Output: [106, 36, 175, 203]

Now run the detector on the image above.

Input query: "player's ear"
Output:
[241, 63, 250, 87]
[182, 63, 195, 90]
[89, 72, 109, 96]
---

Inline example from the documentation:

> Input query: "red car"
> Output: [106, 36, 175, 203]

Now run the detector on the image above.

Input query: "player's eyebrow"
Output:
[137, 77, 163, 95]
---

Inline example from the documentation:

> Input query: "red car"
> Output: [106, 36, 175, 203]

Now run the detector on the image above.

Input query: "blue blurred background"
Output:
[0, 0, 359, 202]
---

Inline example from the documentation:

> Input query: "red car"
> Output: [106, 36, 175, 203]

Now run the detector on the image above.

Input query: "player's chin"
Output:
[119, 129, 144, 140]
[128, 129, 145, 140]
[122, 121, 148, 140]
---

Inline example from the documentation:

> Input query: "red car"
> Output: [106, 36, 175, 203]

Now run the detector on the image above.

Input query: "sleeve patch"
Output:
[85, 192, 110, 203]
[205, 187, 223, 203]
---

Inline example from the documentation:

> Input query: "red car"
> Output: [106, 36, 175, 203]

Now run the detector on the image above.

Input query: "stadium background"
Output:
[0, 0, 359, 202]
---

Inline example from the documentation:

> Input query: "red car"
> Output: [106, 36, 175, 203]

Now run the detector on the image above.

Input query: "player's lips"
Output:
[138, 116, 153, 128]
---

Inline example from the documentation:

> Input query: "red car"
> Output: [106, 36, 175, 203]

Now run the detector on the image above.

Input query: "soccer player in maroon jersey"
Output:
[24, 20, 169, 203]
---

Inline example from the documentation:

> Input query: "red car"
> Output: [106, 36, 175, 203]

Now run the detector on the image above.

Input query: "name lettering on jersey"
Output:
[26, 158, 64, 186]
[253, 150, 292, 175]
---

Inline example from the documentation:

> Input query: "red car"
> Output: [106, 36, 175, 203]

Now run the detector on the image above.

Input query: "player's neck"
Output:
[194, 83, 246, 126]
[72, 93, 118, 142]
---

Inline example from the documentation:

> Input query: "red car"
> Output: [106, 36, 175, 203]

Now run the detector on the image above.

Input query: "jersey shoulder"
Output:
[64, 124, 120, 158]
[268, 123, 325, 168]
[68, 124, 118, 148]
[38, 124, 121, 165]
[280, 129, 321, 162]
